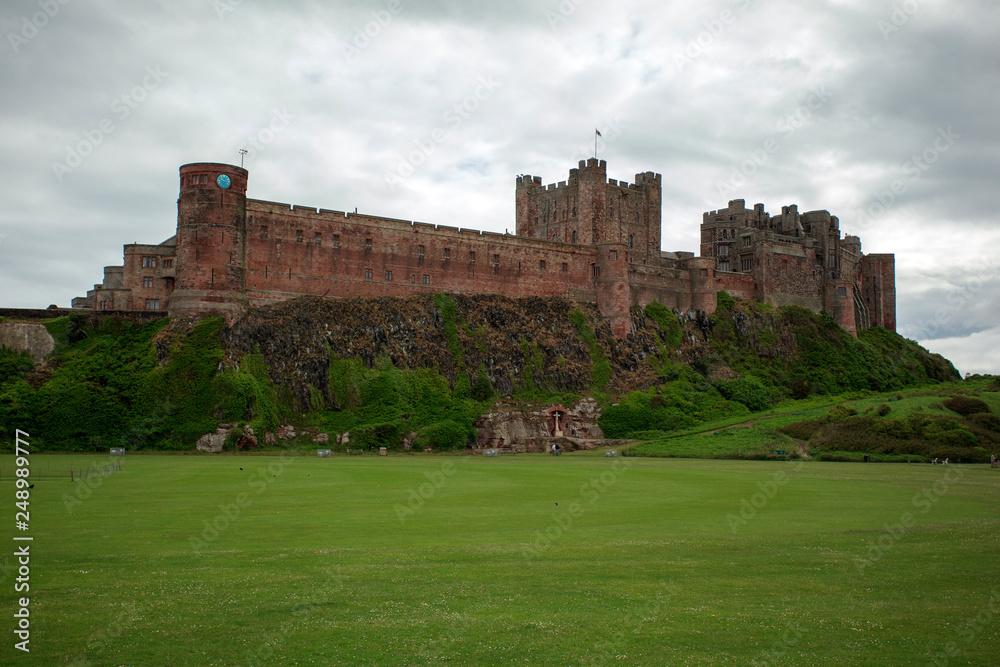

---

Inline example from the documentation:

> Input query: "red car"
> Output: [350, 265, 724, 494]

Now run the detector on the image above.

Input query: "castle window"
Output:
[365, 268, 373, 279]
[422, 274, 430, 285]
[635, 212, 639, 224]
[718, 245, 728, 256]
[720, 261, 730, 272]
[628, 235, 633, 249]
[553, 232, 558, 241]
[741, 258, 754, 272]
[164, 277, 174, 291]
[99, 300, 108, 310]
[411, 275, 415, 283]
[260, 225, 268, 239]
[838, 287, 847, 297]
[468, 251, 475, 264]
[443, 248, 450, 261]
[609, 250, 617, 260]
[364, 238, 372, 252]
[562, 262, 568, 273]
[163, 259, 174, 268]
[539, 259, 546, 271]
[744, 236, 752, 247]
[573, 207, 577, 216]
[700, 269, 708, 277]
[572, 231, 577, 243]
[492, 254, 500, 272]
[385, 270, 393, 281]
[143, 276, 154, 288]
[145, 299, 160, 309]
[314, 232, 322, 245]
[591, 264, 601, 279]
[418, 245, 425, 258]
[141, 256, 157, 268]
[332, 234, 340, 248]
[296, 230, 303, 243]
[722, 229, 728, 239]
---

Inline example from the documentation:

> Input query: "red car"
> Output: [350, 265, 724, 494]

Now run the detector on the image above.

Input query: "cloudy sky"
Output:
[1, 0, 997, 374]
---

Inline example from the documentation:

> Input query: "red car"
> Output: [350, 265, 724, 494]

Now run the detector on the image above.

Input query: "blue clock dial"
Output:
[217, 174, 231, 189]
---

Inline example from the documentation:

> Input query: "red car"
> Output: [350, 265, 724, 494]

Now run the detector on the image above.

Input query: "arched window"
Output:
[572, 230, 577, 243]
[628, 234, 633, 248]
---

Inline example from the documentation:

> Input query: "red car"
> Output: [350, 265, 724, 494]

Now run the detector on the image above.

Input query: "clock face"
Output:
[217, 174, 231, 189]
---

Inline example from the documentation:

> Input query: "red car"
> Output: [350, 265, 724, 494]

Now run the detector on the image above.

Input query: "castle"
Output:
[72, 158, 895, 337]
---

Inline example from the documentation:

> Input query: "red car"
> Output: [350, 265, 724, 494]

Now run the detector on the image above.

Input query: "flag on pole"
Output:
[595, 129, 602, 136]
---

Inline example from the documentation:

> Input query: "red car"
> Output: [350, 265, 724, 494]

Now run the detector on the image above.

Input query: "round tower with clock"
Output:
[168, 162, 249, 321]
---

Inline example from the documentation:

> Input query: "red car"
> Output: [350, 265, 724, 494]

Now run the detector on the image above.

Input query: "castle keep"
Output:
[73, 158, 895, 336]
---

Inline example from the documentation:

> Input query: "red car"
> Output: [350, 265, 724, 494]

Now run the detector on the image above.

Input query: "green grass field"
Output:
[2, 454, 999, 665]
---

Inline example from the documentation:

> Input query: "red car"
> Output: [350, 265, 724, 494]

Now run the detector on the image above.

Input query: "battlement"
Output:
[75, 156, 895, 340]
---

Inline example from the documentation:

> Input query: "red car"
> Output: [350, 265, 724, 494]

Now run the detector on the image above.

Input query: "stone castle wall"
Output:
[72, 158, 896, 338]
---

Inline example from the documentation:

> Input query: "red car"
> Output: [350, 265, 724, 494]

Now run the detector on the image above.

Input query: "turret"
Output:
[168, 162, 249, 321]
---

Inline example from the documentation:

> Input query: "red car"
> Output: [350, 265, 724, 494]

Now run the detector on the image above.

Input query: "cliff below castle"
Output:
[0, 294, 958, 453]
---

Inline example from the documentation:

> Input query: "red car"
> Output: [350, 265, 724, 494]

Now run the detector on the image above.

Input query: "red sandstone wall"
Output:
[754, 242, 824, 310]
[242, 201, 599, 305]
[862, 254, 896, 331]
[121, 244, 175, 311]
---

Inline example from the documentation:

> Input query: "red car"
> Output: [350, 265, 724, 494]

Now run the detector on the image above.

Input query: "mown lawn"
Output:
[2, 454, 998, 665]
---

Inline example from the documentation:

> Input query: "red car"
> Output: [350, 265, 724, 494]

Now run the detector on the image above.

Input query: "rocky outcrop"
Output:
[223, 294, 667, 410]
[475, 398, 605, 449]
[0, 322, 55, 363]
[196, 425, 230, 452]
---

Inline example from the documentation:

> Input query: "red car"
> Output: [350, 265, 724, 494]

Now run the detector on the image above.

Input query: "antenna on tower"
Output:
[238, 148, 249, 168]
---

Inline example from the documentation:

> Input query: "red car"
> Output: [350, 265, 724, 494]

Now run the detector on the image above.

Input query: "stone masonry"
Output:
[73, 158, 895, 337]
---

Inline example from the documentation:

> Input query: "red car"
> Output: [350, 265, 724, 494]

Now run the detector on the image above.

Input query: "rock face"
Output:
[0, 322, 55, 363]
[475, 398, 606, 451]
[196, 425, 230, 452]
[223, 294, 665, 410]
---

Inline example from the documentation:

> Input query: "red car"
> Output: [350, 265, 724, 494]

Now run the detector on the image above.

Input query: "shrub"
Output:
[644, 302, 683, 348]
[877, 403, 892, 417]
[823, 404, 858, 424]
[779, 419, 822, 440]
[717, 290, 736, 312]
[471, 367, 494, 402]
[715, 376, 769, 412]
[967, 413, 1000, 433]
[943, 395, 991, 416]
